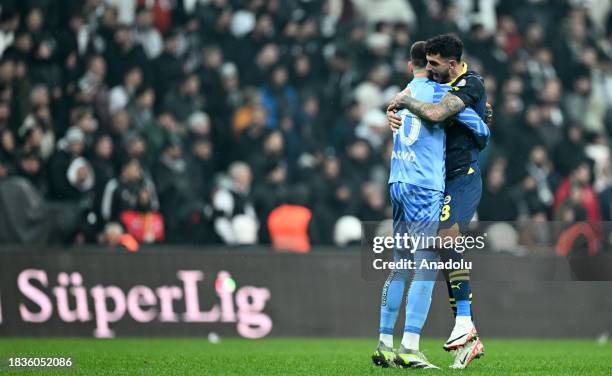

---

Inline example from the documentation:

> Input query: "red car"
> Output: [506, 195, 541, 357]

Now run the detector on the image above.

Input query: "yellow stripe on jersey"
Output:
[447, 62, 469, 86]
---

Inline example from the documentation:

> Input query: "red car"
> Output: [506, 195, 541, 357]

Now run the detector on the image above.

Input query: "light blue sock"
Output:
[379, 270, 408, 335]
[404, 250, 439, 336]
[404, 280, 435, 335]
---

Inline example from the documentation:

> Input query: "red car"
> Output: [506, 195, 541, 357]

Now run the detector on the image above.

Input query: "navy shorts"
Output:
[439, 163, 482, 233]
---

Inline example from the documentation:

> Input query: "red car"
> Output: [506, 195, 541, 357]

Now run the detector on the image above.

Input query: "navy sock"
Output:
[441, 248, 472, 318]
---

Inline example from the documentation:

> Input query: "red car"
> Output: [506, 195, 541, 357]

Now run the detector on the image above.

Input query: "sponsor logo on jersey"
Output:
[391, 150, 417, 162]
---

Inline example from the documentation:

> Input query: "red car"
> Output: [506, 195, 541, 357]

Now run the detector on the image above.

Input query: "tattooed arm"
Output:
[394, 91, 466, 123]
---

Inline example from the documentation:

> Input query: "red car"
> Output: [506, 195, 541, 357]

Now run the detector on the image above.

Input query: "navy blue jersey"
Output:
[445, 65, 488, 177]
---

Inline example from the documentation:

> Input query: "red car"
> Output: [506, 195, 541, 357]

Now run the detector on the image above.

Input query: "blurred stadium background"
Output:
[0, 0, 612, 371]
[0, 0, 611, 246]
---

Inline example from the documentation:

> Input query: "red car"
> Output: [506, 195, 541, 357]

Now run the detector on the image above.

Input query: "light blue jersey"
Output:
[388, 78, 488, 193]
[389, 77, 446, 192]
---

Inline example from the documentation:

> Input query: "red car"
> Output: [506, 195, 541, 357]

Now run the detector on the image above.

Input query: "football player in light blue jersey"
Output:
[373, 42, 488, 369]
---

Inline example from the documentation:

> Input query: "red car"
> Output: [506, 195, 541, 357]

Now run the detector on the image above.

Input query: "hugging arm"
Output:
[452, 107, 491, 149]
[394, 92, 466, 123]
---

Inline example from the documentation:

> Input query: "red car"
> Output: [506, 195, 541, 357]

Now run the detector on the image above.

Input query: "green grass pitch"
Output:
[1, 338, 611, 375]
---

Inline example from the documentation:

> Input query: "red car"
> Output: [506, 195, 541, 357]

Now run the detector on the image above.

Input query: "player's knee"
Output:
[440, 247, 464, 263]
[414, 267, 437, 282]
[394, 269, 411, 283]
[439, 224, 463, 246]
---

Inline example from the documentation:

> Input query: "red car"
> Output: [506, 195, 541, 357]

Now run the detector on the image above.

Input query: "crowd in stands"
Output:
[0, 0, 610, 249]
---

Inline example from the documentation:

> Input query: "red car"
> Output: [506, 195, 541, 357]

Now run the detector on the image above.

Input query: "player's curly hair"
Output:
[425, 34, 463, 61]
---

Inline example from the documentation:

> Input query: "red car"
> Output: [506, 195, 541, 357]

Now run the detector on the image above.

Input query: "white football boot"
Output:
[449, 337, 485, 369]
[444, 319, 478, 351]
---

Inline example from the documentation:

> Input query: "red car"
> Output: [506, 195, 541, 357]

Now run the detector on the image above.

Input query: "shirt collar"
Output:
[447, 62, 468, 85]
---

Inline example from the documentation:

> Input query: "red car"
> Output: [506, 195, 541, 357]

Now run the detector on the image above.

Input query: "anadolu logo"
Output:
[14, 269, 272, 339]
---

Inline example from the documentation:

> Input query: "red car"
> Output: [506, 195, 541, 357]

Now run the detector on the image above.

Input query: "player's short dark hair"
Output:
[425, 34, 463, 61]
[410, 41, 427, 69]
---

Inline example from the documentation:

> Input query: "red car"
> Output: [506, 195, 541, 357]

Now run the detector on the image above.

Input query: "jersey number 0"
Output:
[399, 111, 422, 146]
